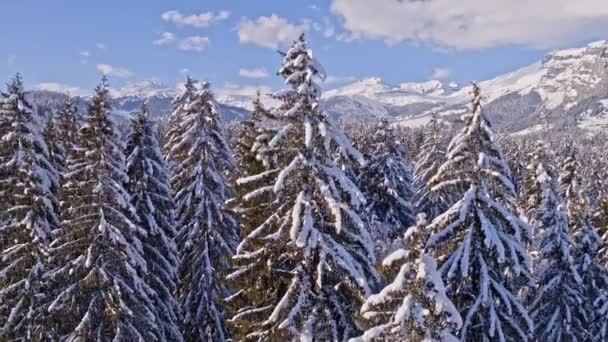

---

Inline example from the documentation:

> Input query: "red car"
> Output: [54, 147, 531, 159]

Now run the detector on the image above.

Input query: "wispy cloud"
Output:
[325, 75, 357, 84]
[97, 64, 133, 78]
[331, 0, 608, 50]
[237, 15, 308, 49]
[239, 67, 269, 79]
[161, 9, 230, 28]
[7, 55, 16, 65]
[312, 18, 335, 38]
[431, 67, 450, 80]
[177, 36, 210, 52]
[153, 32, 210, 52]
[96, 43, 106, 50]
[153, 32, 176, 46]
[79, 50, 91, 57]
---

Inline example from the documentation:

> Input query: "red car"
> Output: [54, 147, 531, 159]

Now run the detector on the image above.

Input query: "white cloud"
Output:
[153, 32, 176, 46]
[7, 55, 16, 65]
[80, 50, 91, 57]
[325, 75, 357, 84]
[330, 0, 608, 50]
[97, 64, 133, 78]
[312, 18, 335, 38]
[180, 68, 190, 74]
[431, 67, 450, 80]
[96, 43, 106, 50]
[177, 36, 210, 52]
[161, 9, 230, 28]
[217, 82, 272, 97]
[239, 67, 269, 78]
[153, 32, 210, 52]
[34, 82, 84, 96]
[237, 15, 308, 49]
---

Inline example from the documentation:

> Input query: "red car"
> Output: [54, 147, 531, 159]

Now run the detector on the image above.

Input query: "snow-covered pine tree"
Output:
[163, 79, 239, 341]
[227, 34, 378, 341]
[525, 142, 585, 341]
[162, 76, 197, 161]
[0, 74, 60, 341]
[413, 113, 448, 221]
[125, 102, 182, 341]
[42, 114, 64, 186]
[51, 96, 79, 176]
[502, 137, 528, 196]
[226, 91, 279, 244]
[425, 84, 534, 341]
[46, 77, 160, 341]
[357, 118, 414, 252]
[353, 214, 462, 341]
[231, 91, 277, 178]
[558, 144, 607, 340]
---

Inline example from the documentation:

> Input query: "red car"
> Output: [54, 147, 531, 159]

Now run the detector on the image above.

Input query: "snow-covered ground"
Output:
[392, 115, 433, 128]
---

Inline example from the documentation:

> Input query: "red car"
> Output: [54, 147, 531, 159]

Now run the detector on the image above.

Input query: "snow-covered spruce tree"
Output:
[125, 102, 182, 341]
[558, 145, 607, 340]
[413, 113, 448, 221]
[227, 34, 378, 341]
[424, 84, 534, 341]
[162, 76, 197, 161]
[163, 80, 239, 341]
[227, 92, 279, 241]
[51, 96, 79, 176]
[357, 118, 414, 252]
[524, 142, 585, 341]
[353, 214, 462, 342]
[231, 91, 277, 178]
[46, 77, 160, 341]
[42, 114, 65, 186]
[0, 74, 60, 340]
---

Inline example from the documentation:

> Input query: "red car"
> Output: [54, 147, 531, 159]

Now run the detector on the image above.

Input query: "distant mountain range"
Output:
[27, 40, 608, 135]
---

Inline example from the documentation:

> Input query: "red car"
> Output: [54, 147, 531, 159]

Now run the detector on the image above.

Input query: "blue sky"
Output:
[1, 0, 607, 97]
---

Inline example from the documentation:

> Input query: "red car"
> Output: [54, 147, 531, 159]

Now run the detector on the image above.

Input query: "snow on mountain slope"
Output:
[324, 77, 391, 98]
[109, 81, 174, 99]
[324, 77, 451, 107]
[27, 40, 608, 134]
[450, 62, 543, 105]
[330, 40, 608, 133]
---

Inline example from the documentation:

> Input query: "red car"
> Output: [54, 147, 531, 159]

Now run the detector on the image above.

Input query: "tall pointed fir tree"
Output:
[42, 114, 64, 186]
[413, 113, 448, 221]
[0, 75, 60, 340]
[46, 77, 160, 340]
[51, 96, 79, 178]
[162, 76, 197, 166]
[424, 84, 534, 341]
[163, 79, 239, 341]
[227, 34, 378, 341]
[524, 142, 585, 341]
[357, 118, 415, 253]
[227, 92, 279, 248]
[353, 214, 462, 341]
[125, 102, 182, 341]
[231, 91, 277, 178]
[558, 144, 606, 340]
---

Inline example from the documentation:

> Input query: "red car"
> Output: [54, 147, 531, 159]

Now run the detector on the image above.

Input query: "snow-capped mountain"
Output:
[26, 40, 608, 134]
[323, 40, 608, 133]
[29, 81, 249, 124]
